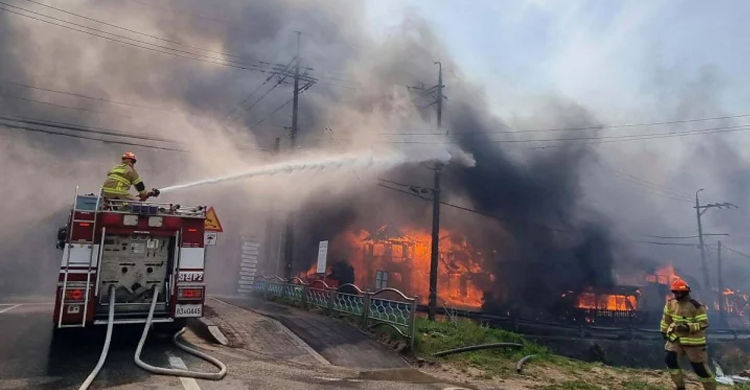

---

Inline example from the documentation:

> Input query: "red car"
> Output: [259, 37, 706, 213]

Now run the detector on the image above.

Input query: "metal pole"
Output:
[695, 189, 710, 289]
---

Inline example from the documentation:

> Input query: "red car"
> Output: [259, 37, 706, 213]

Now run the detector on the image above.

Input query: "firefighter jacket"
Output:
[660, 297, 709, 346]
[101, 163, 147, 196]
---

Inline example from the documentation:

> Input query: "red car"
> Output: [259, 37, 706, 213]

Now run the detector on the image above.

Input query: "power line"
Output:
[251, 87, 311, 127]
[233, 69, 293, 120]
[593, 160, 692, 200]
[376, 182, 568, 233]
[0, 121, 183, 151]
[2, 80, 175, 112]
[376, 113, 750, 136]
[0, 91, 130, 117]
[0, 115, 177, 143]
[22, 0, 265, 65]
[224, 56, 297, 120]
[723, 246, 750, 260]
[123, 0, 232, 24]
[379, 124, 750, 146]
[0, 4, 270, 73]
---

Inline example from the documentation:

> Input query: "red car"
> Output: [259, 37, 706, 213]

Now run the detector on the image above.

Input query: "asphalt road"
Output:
[0, 302, 477, 390]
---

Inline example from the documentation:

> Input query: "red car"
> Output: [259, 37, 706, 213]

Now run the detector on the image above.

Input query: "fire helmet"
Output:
[122, 151, 137, 163]
[670, 279, 691, 293]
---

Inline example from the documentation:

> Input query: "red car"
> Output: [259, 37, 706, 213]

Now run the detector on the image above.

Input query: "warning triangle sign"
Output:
[204, 206, 223, 232]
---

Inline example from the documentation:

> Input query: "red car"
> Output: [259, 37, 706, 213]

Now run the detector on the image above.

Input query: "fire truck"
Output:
[53, 191, 209, 332]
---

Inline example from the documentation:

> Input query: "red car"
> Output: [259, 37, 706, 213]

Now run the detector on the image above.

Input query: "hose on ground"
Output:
[78, 284, 116, 390]
[432, 343, 523, 357]
[516, 354, 536, 373]
[134, 285, 227, 380]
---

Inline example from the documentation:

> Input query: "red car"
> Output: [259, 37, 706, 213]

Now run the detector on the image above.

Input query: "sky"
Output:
[365, 0, 750, 116]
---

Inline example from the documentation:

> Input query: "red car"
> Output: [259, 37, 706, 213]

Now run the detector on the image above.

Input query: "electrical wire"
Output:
[377, 124, 750, 146]
[0, 121, 184, 151]
[224, 56, 297, 120]
[251, 87, 311, 127]
[376, 182, 569, 233]
[22, 0, 264, 66]
[376, 113, 750, 136]
[593, 161, 693, 201]
[0, 91, 133, 117]
[0, 4, 269, 73]
[3, 80, 177, 112]
[0, 115, 178, 143]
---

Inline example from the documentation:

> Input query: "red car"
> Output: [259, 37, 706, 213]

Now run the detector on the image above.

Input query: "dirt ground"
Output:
[417, 357, 723, 390]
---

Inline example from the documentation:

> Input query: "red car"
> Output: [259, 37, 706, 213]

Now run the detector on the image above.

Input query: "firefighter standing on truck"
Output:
[101, 152, 159, 201]
[661, 278, 715, 390]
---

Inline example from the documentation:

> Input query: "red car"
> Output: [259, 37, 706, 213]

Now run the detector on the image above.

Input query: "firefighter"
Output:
[661, 278, 715, 390]
[100, 151, 159, 201]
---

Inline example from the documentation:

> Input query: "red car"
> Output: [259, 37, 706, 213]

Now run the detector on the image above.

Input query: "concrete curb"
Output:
[188, 316, 229, 346]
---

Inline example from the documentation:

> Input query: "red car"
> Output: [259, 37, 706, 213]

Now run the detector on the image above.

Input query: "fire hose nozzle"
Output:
[151, 188, 161, 198]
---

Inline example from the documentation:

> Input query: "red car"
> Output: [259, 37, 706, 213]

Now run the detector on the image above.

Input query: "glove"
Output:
[675, 323, 689, 332]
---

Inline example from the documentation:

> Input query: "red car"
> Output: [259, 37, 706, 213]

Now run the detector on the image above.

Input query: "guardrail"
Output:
[252, 276, 418, 349]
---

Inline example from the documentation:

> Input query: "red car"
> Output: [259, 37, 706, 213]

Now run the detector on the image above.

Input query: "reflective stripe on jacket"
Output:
[661, 297, 709, 346]
[101, 163, 146, 195]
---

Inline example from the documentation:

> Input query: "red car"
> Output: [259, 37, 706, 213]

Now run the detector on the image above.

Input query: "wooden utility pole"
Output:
[694, 188, 738, 290]
[428, 61, 444, 321]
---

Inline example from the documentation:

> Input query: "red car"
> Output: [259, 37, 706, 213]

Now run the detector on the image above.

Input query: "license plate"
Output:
[175, 304, 202, 318]
[177, 272, 204, 282]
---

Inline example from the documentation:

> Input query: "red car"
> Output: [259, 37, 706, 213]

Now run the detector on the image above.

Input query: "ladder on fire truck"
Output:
[58, 186, 103, 328]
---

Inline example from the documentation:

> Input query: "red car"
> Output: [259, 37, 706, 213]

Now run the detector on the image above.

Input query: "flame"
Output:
[645, 264, 680, 285]
[327, 225, 489, 310]
[575, 291, 638, 311]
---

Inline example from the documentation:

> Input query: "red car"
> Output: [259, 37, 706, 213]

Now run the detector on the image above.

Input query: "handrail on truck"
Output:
[58, 186, 79, 328]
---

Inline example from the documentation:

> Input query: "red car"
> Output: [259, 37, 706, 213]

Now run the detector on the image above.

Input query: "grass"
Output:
[536, 381, 603, 390]
[413, 318, 550, 376]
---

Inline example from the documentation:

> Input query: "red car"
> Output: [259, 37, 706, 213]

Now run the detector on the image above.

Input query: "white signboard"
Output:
[316, 240, 329, 274]
[237, 240, 259, 296]
[205, 232, 218, 246]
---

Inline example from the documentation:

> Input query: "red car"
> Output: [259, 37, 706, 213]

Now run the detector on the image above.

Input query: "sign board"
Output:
[316, 240, 329, 274]
[204, 206, 223, 232]
[204, 232, 218, 246]
[237, 240, 260, 296]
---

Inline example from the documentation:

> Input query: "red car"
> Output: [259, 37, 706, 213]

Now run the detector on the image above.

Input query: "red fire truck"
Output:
[53, 191, 209, 332]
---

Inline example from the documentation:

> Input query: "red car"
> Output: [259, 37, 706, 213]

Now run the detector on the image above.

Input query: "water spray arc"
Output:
[159, 150, 451, 193]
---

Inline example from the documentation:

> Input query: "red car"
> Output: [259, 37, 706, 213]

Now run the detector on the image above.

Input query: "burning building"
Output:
[315, 225, 491, 310]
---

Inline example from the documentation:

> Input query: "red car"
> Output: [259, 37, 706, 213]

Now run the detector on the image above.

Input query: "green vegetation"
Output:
[536, 381, 603, 390]
[413, 318, 549, 375]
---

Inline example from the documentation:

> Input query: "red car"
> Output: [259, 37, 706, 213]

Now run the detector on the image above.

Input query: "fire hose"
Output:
[78, 285, 116, 390]
[134, 284, 227, 380]
[78, 284, 226, 389]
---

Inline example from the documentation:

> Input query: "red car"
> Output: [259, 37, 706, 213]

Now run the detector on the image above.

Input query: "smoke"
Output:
[2, 0, 746, 311]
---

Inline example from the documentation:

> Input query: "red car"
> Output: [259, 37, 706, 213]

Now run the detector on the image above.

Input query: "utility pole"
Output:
[283, 32, 302, 280]
[694, 188, 738, 290]
[428, 61, 444, 321]
[717, 240, 725, 326]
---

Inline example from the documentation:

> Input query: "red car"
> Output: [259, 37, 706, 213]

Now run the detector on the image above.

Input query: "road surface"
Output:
[0, 301, 475, 390]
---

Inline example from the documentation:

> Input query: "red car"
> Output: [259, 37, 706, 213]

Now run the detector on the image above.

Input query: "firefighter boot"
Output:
[665, 351, 685, 389]
[691, 361, 716, 390]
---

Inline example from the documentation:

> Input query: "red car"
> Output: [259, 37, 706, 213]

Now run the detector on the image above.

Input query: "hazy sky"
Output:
[365, 0, 750, 116]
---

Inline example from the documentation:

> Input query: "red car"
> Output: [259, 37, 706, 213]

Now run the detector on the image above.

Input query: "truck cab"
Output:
[54, 192, 209, 330]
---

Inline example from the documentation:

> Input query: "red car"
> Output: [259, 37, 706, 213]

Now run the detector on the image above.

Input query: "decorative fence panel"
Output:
[252, 276, 418, 348]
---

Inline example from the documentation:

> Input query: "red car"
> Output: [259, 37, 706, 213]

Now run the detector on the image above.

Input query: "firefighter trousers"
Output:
[665, 341, 715, 390]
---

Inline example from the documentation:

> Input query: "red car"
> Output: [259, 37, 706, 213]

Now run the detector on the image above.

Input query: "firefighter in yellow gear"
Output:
[100, 152, 159, 201]
[661, 278, 715, 390]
